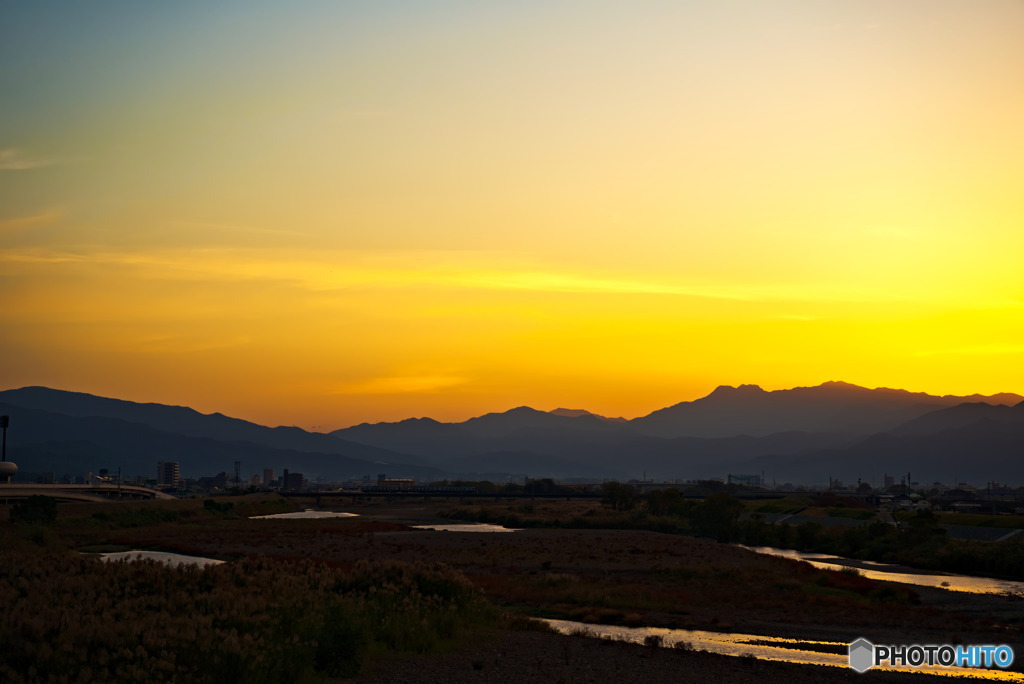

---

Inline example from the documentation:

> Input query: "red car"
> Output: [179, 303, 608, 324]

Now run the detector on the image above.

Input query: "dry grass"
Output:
[6, 495, 1018, 680]
[0, 547, 495, 682]
[88, 509, 991, 643]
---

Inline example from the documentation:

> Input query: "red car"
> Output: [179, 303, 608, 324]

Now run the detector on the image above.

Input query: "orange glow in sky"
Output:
[2, 1, 1023, 429]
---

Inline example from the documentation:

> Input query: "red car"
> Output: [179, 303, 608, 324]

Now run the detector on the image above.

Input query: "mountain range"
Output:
[1, 382, 1022, 485]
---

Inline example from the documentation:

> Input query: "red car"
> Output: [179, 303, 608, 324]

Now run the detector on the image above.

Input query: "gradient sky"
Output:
[3, 1, 1023, 429]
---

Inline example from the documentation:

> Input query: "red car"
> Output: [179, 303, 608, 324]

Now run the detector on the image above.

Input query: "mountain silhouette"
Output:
[548, 408, 627, 423]
[0, 390, 435, 482]
[888, 401, 1024, 436]
[332, 383, 1022, 482]
[335, 417, 479, 460]
[460, 406, 620, 439]
[3, 383, 1023, 485]
[0, 386, 392, 458]
[745, 416, 1024, 485]
[629, 381, 1022, 438]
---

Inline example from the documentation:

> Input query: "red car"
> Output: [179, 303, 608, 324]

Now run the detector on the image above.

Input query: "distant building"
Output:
[157, 461, 180, 488]
[196, 471, 230, 491]
[282, 471, 307, 491]
[377, 474, 415, 486]
[263, 468, 275, 485]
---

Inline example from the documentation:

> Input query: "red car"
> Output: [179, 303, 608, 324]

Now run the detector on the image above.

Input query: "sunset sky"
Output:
[3, 1, 1023, 430]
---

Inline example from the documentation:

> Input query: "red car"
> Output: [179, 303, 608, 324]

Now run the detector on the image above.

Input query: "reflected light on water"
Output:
[740, 546, 1024, 595]
[411, 523, 518, 533]
[542, 619, 1024, 680]
[250, 510, 360, 519]
[96, 550, 224, 567]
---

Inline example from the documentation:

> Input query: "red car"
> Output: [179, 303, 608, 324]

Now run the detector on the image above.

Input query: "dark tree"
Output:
[691, 492, 744, 541]
[10, 495, 58, 525]
[601, 481, 638, 511]
[645, 488, 691, 517]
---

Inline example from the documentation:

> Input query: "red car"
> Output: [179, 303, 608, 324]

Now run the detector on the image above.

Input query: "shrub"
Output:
[643, 634, 664, 648]
[203, 499, 234, 515]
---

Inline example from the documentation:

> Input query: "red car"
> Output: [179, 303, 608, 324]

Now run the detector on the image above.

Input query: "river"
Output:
[541, 619, 1024, 680]
[741, 545, 1024, 595]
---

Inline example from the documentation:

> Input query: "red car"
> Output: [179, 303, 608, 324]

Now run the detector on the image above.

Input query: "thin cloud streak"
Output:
[163, 220, 315, 238]
[0, 149, 77, 171]
[0, 246, 954, 306]
[0, 210, 62, 235]
[333, 374, 470, 395]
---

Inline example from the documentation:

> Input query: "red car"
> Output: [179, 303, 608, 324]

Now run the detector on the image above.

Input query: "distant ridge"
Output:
[549, 408, 627, 423]
[329, 381, 1023, 483]
[4, 382, 1023, 484]
[0, 386, 406, 458]
[629, 382, 1022, 439]
[0, 387, 435, 481]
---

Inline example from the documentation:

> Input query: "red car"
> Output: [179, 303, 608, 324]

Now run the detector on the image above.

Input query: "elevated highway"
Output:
[0, 483, 175, 503]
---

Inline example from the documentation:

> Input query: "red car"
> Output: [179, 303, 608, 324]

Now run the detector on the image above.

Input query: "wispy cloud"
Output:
[0, 210, 62, 235]
[0, 148, 76, 171]
[448, 270, 770, 301]
[0, 246, 931, 305]
[163, 220, 314, 238]
[334, 374, 469, 395]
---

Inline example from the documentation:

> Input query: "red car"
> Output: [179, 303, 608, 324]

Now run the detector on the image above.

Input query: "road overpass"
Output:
[0, 483, 176, 503]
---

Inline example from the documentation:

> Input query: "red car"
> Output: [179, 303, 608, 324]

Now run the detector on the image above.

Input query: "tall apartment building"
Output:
[157, 461, 180, 488]
[281, 470, 306, 491]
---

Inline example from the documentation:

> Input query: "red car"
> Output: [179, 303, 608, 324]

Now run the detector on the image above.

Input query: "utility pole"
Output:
[0, 415, 8, 461]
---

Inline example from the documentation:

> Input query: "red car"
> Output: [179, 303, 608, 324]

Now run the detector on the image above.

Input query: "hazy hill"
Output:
[0, 393, 436, 481]
[628, 381, 1022, 438]
[329, 383, 1024, 483]
[745, 417, 1024, 486]
[332, 406, 629, 465]
[889, 401, 1024, 436]
[6, 383, 1024, 485]
[438, 450, 628, 481]
[0, 386, 402, 462]
[336, 408, 851, 481]
[334, 417, 479, 460]
[460, 406, 621, 439]
[549, 408, 628, 423]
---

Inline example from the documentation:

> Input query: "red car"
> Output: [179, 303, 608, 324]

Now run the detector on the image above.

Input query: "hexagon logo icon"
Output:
[849, 638, 874, 673]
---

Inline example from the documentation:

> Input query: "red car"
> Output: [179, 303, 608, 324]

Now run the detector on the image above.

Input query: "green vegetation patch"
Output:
[932, 512, 1024, 529]
[821, 507, 876, 520]
[90, 507, 181, 528]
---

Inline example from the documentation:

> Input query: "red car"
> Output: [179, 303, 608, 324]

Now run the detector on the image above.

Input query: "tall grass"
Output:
[0, 552, 495, 682]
